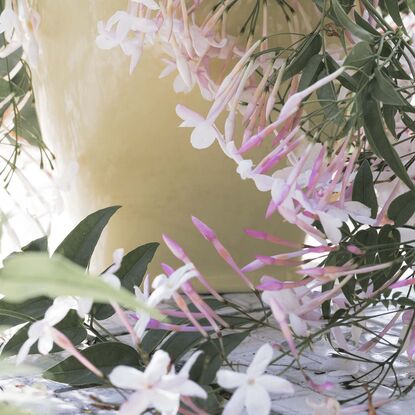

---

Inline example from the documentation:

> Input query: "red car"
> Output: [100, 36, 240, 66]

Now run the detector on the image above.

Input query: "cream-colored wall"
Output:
[32, 0, 305, 291]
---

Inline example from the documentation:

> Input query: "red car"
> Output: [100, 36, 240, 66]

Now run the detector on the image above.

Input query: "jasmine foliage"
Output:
[0, 0, 53, 186]
[5, 0, 415, 413]
[0, 207, 158, 362]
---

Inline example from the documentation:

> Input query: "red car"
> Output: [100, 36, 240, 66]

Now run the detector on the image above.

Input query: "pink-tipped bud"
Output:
[256, 276, 284, 291]
[256, 255, 275, 265]
[162, 234, 187, 262]
[161, 262, 175, 275]
[346, 244, 364, 255]
[245, 229, 301, 249]
[265, 200, 278, 218]
[191, 216, 216, 241]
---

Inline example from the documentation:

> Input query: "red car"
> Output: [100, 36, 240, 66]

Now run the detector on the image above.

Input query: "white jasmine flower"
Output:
[217, 343, 294, 415]
[109, 349, 206, 415]
[150, 262, 198, 304]
[16, 314, 61, 364]
[176, 105, 218, 149]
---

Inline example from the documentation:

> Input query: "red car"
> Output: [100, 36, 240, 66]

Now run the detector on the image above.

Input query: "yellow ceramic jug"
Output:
[31, 0, 304, 291]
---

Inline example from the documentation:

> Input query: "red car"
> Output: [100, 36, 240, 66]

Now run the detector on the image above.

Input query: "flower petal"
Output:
[176, 105, 204, 127]
[223, 386, 246, 415]
[145, 350, 170, 383]
[109, 365, 146, 390]
[257, 374, 294, 395]
[190, 123, 217, 149]
[245, 384, 271, 415]
[247, 343, 273, 377]
[119, 392, 149, 415]
[180, 350, 203, 375]
[217, 369, 245, 389]
[318, 211, 342, 243]
[150, 389, 180, 413]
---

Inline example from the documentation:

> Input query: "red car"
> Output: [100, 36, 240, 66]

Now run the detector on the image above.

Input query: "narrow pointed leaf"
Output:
[332, 0, 377, 42]
[352, 160, 378, 218]
[44, 342, 141, 386]
[54, 206, 121, 268]
[362, 95, 415, 192]
[388, 191, 415, 226]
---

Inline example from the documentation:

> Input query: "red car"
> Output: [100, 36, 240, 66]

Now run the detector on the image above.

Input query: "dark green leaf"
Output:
[298, 54, 323, 92]
[383, 105, 397, 137]
[385, 0, 404, 28]
[332, 0, 377, 42]
[375, 225, 402, 290]
[352, 160, 378, 218]
[397, 297, 415, 307]
[316, 69, 344, 124]
[162, 332, 203, 361]
[44, 342, 141, 386]
[54, 206, 121, 268]
[2, 311, 87, 356]
[283, 34, 322, 80]
[344, 41, 374, 68]
[326, 55, 358, 91]
[190, 332, 250, 384]
[22, 237, 48, 253]
[362, 94, 415, 192]
[353, 12, 382, 36]
[0, 297, 52, 326]
[388, 191, 415, 226]
[371, 69, 408, 107]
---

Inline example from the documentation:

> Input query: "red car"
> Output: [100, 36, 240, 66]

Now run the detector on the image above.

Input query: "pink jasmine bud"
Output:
[346, 244, 364, 255]
[162, 234, 188, 262]
[244, 229, 301, 249]
[256, 276, 284, 291]
[192, 216, 254, 289]
[191, 216, 216, 240]
[307, 379, 335, 393]
[161, 262, 175, 274]
[265, 199, 279, 219]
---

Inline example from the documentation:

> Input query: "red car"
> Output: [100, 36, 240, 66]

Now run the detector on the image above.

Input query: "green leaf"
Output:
[385, 0, 404, 28]
[362, 94, 415, 192]
[352, 160, 378, 218]
[376, 225, 402, 290]
[344, 41, 374, 68]
[283, 34, 322, 81]
[44, 342, 141, 386]
[54, 206, 121, 268]
[316, 69, 344, 124]
[2, 310, 87, 356]
[0, 253, 159, 318]
[0, 297, 52, 326]
[22, 236, 48, 253]
[93, 242, 159, 320]
[388, 191, 415, 226]
[383, 105, 397, 137]
[298, 54, 323, 92]
[353, 12, 382, 36]
[332, 0, 377, 42]
[326, 55, 358, 91]
[190, 332, 250, 384]
[371, 69, 408, 107]
[162, 332, 203, 361]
